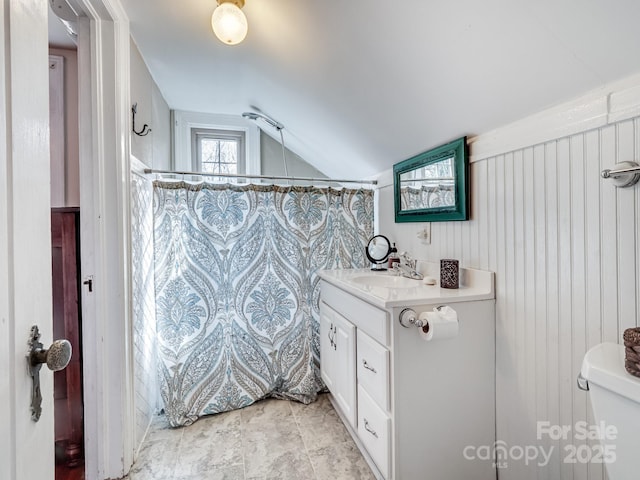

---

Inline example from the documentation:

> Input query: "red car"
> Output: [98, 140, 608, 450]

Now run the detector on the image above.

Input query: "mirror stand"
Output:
[365, 235, 391, 271]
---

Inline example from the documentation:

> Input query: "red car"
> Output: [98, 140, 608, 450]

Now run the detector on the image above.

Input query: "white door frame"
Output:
[71, 0, 135, 478]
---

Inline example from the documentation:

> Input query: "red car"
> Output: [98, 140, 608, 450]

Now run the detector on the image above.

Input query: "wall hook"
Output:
[132, 103, 151, 136]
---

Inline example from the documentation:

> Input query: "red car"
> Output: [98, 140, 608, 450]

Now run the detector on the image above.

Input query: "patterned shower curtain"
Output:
[400, 185, 455, 210]
[153, 181, 374, 426]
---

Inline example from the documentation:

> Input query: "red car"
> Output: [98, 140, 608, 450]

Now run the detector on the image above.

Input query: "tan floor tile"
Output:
[289, 392, 333, 418]
[174, 464, 245, 480]
[308, 440, 376, 480]
[130, 395, 372, 480]
[241, 415, 301, 444]
[244, 442, 315, 480]
[240, 398, 293, 424]
[186, 409, 242, 435]
[297, 410, 352, 451]
[129, 437, 181, 478]
[144, 414, 185, 443]
[176, 428, 243, 474]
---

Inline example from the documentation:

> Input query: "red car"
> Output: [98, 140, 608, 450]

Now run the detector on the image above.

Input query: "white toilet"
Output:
[580, 342, 640, 480]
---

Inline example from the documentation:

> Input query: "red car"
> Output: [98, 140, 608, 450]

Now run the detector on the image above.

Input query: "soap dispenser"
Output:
[388, 243, 400, 269]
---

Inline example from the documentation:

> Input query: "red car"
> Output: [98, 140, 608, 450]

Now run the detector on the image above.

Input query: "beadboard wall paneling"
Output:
[378, 117, 640, 479]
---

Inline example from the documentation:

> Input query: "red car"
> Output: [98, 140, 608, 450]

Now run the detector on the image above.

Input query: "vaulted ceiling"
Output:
[118, 0, 640, 178]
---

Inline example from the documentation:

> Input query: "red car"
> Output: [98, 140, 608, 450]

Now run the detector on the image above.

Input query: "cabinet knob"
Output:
[362, 359, 377, 373]
[328, 323, 337, 350]
[364, 419, 378, 438]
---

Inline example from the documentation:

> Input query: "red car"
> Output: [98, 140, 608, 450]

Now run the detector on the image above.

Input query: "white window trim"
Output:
[172, 110, 260, 174]
[192, 128, 246, 174]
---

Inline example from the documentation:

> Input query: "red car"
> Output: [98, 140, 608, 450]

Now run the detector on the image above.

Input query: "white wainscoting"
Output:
[378, 115, 640, 479]
[130, 163, 158, 455]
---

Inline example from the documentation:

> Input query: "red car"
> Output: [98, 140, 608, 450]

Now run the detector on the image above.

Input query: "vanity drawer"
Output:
[357, 331, 390, 411]
[358, 385, 390, 479]
[320, 281, 389, 345]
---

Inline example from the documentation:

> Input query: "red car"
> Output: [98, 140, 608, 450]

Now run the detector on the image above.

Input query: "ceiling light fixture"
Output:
[211, 0, 248, 46]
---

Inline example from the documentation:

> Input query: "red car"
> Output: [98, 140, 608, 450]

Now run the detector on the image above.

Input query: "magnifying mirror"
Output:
[365, 235, 391, 271]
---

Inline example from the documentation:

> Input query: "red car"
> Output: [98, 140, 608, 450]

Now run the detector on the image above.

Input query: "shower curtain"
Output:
[153, 181, 374, 426]
[400, 184, 455, 210]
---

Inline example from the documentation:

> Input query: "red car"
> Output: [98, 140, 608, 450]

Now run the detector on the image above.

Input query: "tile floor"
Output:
[125, 393, 376, 480]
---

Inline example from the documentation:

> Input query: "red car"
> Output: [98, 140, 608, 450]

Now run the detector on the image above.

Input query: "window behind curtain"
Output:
[191, 128, 246, 176]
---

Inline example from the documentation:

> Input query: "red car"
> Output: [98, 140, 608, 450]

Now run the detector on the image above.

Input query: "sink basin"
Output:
[351, 275, 422, 289]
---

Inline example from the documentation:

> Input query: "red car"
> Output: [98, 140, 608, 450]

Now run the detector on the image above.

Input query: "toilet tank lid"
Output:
[581, 342, 640, 402]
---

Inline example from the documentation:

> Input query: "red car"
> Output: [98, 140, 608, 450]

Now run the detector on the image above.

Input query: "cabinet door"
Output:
[320, 303, 357, 429]
[319, 302, 335, 392]
[331, 308, 357, 429]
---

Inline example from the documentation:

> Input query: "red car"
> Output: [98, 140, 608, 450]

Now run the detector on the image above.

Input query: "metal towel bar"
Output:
[601, 161, 640, 188]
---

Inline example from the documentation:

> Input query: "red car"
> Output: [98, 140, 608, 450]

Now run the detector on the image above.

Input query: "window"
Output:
[404, 157, 455, 188]
[192, 128, 245, 174]
[172, 111, 260, 175]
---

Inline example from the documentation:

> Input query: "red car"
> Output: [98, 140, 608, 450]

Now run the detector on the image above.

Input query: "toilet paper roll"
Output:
[418, 309, 459, 341]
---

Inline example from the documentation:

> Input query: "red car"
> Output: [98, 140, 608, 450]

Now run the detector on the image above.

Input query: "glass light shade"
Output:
[211, 2, 248, 45]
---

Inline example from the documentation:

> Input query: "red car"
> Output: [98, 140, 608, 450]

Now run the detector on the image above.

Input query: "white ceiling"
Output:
[120, 0, 640, 178]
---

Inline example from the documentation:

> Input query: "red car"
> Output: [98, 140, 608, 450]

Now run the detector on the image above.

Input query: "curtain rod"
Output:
[143, 168, 378, 186]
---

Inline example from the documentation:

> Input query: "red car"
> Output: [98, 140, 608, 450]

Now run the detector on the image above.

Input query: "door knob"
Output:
[30, 338, 72, 371]
[27, 325, 72, 421]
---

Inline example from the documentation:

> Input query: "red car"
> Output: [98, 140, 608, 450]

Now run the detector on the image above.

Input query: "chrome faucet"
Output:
[391, 252, 423, 280]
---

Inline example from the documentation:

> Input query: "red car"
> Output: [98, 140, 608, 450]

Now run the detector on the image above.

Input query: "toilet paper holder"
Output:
[399, 306, 446, 328]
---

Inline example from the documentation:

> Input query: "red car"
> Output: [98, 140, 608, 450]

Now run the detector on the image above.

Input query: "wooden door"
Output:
[0, 0, 56, 478]
[51, 209, 84, 475]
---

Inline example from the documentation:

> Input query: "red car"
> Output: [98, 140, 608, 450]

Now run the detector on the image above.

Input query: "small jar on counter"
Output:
[388, 243, 400, 269]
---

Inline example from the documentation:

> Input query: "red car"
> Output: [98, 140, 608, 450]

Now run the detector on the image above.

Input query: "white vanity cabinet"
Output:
[320, 280, 393, 478]
[319, 266, 496, 480]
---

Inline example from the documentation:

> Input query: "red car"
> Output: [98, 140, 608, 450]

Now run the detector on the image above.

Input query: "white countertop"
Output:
[319, 264, 495, 309]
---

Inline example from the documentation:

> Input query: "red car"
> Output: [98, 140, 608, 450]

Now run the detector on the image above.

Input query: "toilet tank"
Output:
[581, 342, 640, 479]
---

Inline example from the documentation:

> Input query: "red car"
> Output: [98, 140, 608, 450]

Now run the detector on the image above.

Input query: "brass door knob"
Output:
[30, 338, 72, 371]
[27, 325, 72, 421]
